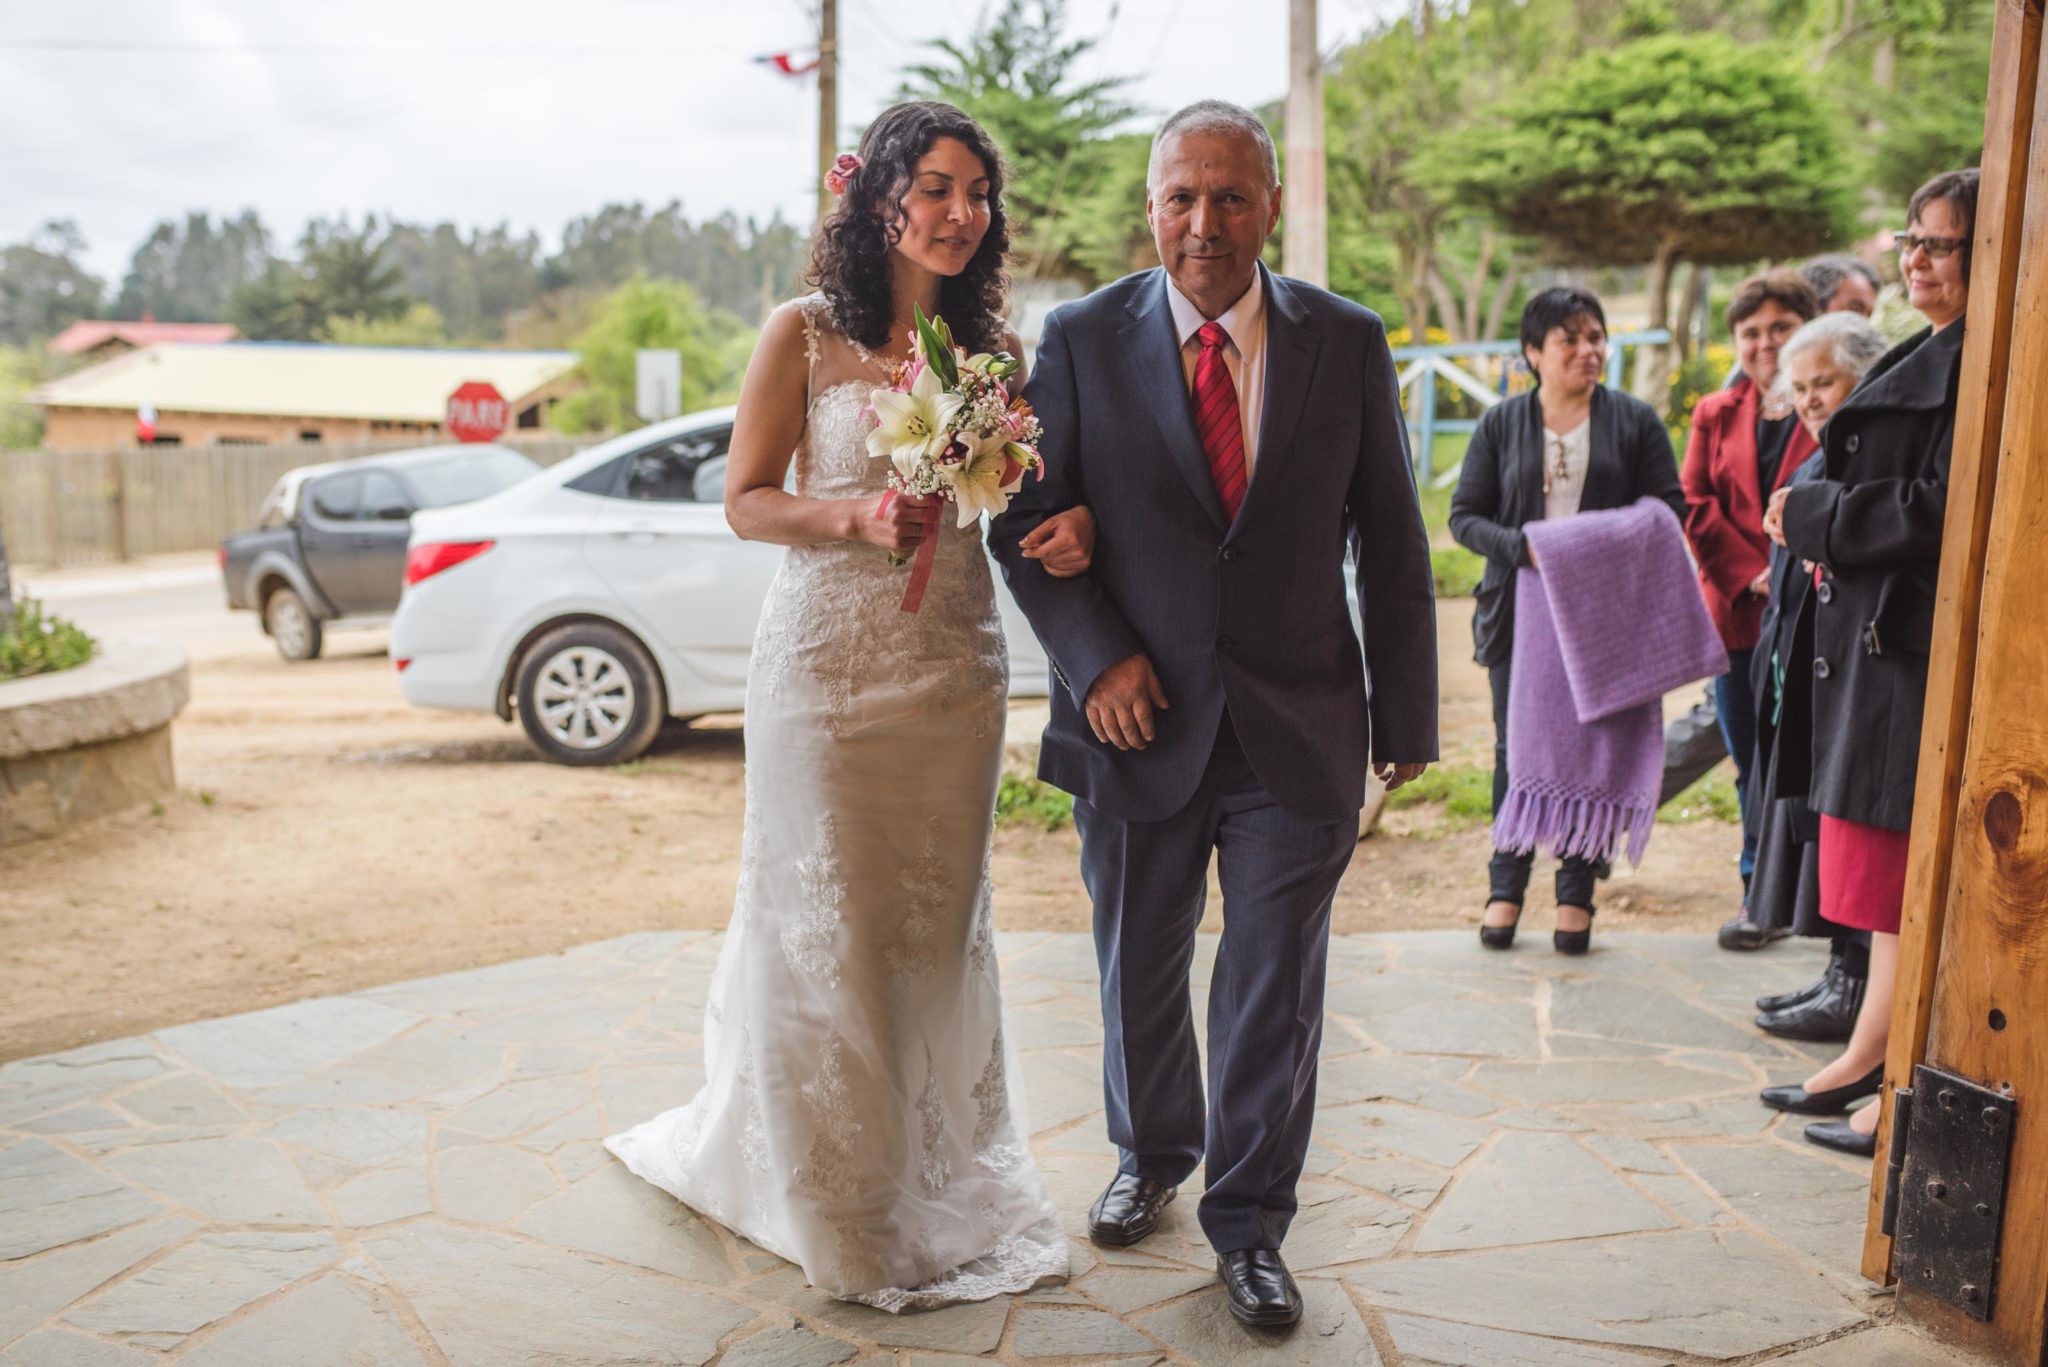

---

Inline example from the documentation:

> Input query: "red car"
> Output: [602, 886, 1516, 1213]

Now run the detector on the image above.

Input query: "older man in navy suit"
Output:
[990, 100, 1438, 1329]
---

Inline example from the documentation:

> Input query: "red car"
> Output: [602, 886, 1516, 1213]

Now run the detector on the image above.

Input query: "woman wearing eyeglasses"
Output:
[1757, 168, 1977, 1158]
[1450, 287, 1685, 952]
[1679, 270, 1822, 949]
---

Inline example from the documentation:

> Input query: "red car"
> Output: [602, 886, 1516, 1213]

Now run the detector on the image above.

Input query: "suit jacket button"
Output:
[1845, 434, 1861, 454]
[1814, 657, 1832, 679]
[1816, 581, 1834, 604]
[1220, 546, 1238, 563]
[1217, 634, 1236, 652]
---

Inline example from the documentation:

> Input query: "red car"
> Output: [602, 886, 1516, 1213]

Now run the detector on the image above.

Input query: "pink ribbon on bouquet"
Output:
[879, 455, 1023, 615]
[878, 489, 941, 614]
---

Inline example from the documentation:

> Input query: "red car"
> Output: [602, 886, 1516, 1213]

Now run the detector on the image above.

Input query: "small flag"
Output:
[755, 52, 821, 77]
[137, 403, 158, 444]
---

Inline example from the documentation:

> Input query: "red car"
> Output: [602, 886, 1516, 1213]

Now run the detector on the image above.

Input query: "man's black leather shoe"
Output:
[1087, 1174, 1175, 1246]
[1757, 973, 1827, 1013]
[1756, 963, 1864, 1042]
[1719, 916, 1791, 951]
[1760, 1064, 1882, 1115]
[1805, 1118, 1878, 1157]
[1217, 1249, 1303, 1327]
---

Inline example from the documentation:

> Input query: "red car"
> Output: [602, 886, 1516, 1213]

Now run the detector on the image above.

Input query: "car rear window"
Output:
[406, 449, 541, 509]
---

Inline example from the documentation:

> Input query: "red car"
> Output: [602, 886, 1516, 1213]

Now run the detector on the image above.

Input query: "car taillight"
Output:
[394, 658, 412, 672]
[216, 546, 227, 569]
[405, 540, 495, 586]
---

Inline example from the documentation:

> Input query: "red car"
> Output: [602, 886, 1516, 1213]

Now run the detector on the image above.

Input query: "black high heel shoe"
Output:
[1553, 907, 1595, 956]
[1479, 902, 1523, 950]
[1760, 1064, 1882, 1115]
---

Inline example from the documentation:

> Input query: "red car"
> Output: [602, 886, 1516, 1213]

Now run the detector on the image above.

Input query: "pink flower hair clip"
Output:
[825, 152, 863, 196]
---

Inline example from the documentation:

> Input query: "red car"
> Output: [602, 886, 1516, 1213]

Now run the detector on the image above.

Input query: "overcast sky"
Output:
[1, 0, 1406, 286]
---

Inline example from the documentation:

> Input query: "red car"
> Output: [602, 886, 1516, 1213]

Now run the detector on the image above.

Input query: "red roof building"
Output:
[49, 320, 241, 358]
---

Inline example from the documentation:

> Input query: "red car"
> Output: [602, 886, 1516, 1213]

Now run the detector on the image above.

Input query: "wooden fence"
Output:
[0, 436, 592, 568]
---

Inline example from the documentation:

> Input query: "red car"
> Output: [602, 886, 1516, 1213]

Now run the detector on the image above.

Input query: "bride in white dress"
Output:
[605, 103, 1094, 1311]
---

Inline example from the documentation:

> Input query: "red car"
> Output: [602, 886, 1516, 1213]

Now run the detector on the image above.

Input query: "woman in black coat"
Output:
[1450, 287, 1684, 953]
[1758, 169, 1976, 1157]
[1743, 312, 1894, 1045]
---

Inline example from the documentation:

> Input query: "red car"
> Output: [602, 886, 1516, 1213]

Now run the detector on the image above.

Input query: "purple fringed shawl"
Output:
[1493, 497, 1728, 867]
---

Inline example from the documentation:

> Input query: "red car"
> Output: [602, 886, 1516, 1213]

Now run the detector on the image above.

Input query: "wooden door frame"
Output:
[1864, 2, 2048, 1360]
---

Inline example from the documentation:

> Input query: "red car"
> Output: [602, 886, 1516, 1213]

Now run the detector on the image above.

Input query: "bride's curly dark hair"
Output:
[809, 101, 1011, 356]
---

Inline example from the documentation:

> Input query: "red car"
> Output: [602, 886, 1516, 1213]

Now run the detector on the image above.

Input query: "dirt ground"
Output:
[0, 594, 1746, 1061]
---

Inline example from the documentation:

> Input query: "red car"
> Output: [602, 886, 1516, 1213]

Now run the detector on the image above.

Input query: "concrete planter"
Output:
[0, 636, 190, 846]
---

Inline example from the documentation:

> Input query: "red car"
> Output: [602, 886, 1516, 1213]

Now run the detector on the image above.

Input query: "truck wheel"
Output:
[514, 622, 664, 766]
[265, 586, 323, 662]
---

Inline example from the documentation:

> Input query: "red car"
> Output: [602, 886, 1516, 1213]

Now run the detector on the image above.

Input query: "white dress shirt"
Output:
[1541, 417, 1592, 521]
[1166, 270, 1267, 475]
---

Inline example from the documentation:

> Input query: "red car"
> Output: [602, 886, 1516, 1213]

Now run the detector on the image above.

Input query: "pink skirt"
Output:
[1818, 814, 1910, 934]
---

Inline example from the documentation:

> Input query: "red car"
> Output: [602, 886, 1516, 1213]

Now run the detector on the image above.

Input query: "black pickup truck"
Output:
[221, 444, 539, 661]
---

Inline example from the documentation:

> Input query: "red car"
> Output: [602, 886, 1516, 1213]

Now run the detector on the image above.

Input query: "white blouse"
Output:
[1541, 418, 1592, 522]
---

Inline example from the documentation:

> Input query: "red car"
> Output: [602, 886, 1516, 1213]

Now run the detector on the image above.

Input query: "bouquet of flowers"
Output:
[864, 306, 1043, 611]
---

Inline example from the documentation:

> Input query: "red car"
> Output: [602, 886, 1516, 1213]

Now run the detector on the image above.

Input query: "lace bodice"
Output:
[747, 299, 1008, 737]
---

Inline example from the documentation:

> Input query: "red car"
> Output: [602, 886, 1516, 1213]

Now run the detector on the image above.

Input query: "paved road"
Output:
[16, 560, 385, 663]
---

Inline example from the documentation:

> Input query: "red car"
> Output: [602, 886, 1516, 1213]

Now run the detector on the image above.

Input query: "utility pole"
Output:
[1282, 0, 1327, 288]
[817, 0, 839, 224]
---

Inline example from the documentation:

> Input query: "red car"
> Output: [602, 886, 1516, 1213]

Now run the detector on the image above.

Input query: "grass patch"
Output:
[1384, 761, 1494, 831]
[996, 773, 1074, 832]
[1658, 767, 1743, 824]
[0, 597, 96, 681]
[1431, 545, 1484, 598]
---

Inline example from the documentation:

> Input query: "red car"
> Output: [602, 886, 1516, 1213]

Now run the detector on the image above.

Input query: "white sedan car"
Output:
[390, 409, 1052, 765]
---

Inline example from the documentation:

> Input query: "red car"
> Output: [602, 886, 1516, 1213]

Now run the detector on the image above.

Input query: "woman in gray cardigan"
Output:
[1450, 287, 1685, 952]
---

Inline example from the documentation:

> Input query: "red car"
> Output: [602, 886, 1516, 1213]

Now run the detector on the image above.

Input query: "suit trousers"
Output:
[1074, 716, 1356, 1254]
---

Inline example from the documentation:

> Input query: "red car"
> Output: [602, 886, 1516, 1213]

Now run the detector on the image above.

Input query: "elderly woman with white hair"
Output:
[1743, 312, 1896, 1046]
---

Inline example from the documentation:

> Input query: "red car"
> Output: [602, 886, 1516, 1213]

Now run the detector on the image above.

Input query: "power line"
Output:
[0, 37, 766, 56]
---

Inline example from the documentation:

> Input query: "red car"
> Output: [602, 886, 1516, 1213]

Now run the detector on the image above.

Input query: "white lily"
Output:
[866, 365, 962, 478]
[945, 427, 1030, 526]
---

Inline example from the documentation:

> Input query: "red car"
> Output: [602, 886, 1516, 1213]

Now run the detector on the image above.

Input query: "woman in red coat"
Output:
[1681, 269, 1819, 931]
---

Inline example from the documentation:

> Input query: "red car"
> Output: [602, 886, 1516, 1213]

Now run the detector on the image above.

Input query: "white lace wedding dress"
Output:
[605, 295, 1068, 1311]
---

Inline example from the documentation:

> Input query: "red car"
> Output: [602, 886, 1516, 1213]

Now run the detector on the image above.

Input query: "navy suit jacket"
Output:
[989, 265, 1439, 824]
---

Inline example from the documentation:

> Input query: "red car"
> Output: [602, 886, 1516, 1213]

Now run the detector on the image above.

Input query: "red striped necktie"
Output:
[1191, 320, 1247, 520]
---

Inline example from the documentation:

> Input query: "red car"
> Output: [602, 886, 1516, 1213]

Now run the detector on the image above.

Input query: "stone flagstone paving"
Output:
[0, 931, 1983, 1365]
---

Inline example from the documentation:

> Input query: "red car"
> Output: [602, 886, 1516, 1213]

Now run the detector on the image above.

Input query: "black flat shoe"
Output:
[1479, 902, 1522, 950]
[1088, 1174, 1175, 1246]
[1760, 1064, 1882, 1115]
[1719, 916, 1791, 951]
[1554, 908, 1594, 956]
[1217, 1249, 1303, 1328]
[1805, 1118, 1878, 1157]
[1757, 973, 1828, 1013]
[1756, 964, 1865, 1043]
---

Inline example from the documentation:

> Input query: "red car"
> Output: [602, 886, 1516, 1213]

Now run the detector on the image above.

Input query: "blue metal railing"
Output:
[1391, 330, 1673, 484]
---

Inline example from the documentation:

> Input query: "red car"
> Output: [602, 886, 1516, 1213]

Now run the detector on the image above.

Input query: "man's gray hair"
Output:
[1774, 312, 1892, 404]
[1801, 253, 1881, 307]
[1147, 100, 1280, 192]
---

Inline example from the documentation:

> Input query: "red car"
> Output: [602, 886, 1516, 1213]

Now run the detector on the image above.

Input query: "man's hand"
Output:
[1019, 505, 1095, 578]
[1376, 761, 1428, 792]
[1763, 487, 1791, 548]
[1748, 568, 1772, 596]
[1084, 653, 1169, 751]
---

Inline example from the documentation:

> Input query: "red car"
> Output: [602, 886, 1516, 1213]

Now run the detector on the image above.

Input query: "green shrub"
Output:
[995, 773, 1074, 832]
[1431, 545, 1484, 598]
[0, 598, 96, 681]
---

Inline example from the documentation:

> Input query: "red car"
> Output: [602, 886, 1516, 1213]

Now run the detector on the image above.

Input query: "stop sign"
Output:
[446, 381, 509, 443]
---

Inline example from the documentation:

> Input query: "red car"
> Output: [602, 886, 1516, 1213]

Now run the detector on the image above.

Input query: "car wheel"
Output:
[514, 622, 665, 766]
[265, 586, 322, 662]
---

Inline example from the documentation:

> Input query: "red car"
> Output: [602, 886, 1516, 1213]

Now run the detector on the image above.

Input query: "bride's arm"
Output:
[724, 303, 932, 552]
